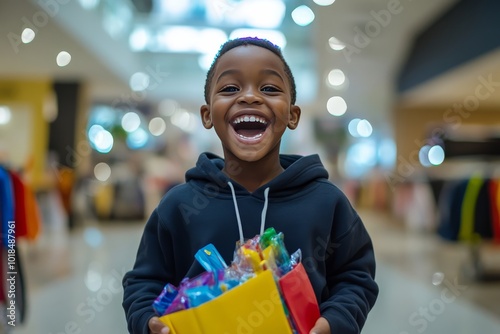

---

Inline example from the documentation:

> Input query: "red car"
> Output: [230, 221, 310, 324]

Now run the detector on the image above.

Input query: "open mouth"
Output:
[231, 115, 269, 140]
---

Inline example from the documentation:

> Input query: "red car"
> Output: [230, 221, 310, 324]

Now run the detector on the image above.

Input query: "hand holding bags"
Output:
[156, 229, 320, 333]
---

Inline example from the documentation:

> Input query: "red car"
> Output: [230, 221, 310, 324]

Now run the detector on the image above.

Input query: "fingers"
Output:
[148, 316, 170, 334]
[309, 317, 330, 334]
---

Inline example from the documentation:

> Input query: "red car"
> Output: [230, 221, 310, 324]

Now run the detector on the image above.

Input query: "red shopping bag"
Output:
[279, 263, 321, 334]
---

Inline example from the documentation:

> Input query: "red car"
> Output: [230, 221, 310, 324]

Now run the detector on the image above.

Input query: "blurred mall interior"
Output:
[1, 0, 500, 333]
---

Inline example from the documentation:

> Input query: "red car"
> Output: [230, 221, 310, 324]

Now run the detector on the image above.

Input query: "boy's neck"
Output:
[222, 153, 284, 193]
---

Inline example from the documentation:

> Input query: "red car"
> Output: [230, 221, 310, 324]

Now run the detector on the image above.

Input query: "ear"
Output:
[200, 104, 213, 129]
[287, 105, 301, 130]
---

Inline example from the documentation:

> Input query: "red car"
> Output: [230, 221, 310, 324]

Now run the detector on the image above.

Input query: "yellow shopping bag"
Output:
[159, 270, 293, 334]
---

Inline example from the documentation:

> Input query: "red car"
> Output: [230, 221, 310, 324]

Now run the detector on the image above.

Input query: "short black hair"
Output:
[203, 37, 297, 104]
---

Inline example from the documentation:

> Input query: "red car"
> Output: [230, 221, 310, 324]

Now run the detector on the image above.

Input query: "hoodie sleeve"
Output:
[320, 200, 379, 334]
[122, 209, 175, 334]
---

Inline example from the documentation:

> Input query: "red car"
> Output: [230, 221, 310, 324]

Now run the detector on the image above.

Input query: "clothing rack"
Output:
[437, 173, 500, 282]
[433, 132, 500, 283]
[0, 165, 42, 332]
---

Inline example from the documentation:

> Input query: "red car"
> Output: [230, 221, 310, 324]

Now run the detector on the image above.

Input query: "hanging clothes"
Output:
[8, 171, 27, 237]
[437, 179, 468, 241]
[9, 171, 41, 240]
[437, 176, 498, 242]
[459, 174, 486, 242]
[0, 166, 41, 326]
[0, 167, 15, 247]
[490, 179, 500, 244]
[473, 178, 493, 240]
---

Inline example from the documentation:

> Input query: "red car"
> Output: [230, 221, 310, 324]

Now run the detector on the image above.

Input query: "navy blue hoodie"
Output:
[122, 152, 378, 333]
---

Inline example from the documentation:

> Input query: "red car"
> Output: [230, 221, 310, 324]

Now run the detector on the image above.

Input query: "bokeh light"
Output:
[21, 28, 35, 44]
[56, 51, 72, 67]
[327, 96, 347, 116]
[94, 162, 111, 181]
[291, 5, 315, 27]
[121, 112, 141, 132]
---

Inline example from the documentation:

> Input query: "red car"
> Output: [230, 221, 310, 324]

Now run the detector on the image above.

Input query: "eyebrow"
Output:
[260, 69, 285, 83]
[215, 69, 240, 84]
[215, 68, 286, 84]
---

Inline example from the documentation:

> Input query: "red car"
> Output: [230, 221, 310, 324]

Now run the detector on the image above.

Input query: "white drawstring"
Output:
[227, 182, 270, 243]
[260, 187, 270, 235]
[228, 182, 244, 244]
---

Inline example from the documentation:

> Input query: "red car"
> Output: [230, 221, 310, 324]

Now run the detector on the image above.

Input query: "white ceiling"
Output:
[3, 0, 483, 133]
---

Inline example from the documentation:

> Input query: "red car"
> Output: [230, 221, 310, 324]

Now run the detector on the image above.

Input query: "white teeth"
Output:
[232, 115, 268, 124]
[238, 133, 263, 140]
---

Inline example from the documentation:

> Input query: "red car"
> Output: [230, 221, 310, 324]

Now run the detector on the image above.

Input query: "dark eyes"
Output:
[220, 86, 239, 93]
[261, 86, 280, 92]
[219, 85, 281, 93]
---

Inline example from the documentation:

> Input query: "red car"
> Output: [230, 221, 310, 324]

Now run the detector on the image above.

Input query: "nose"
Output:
[237, 86, 262, 104]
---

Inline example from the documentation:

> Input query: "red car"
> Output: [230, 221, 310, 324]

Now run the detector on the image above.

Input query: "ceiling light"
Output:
[206, 0, 236, 23]
[21, 28, 35, 44]
[56, 51, 71, 67]
[242, 0, 286, 29]
[327, 96, 347, 116]
[313, 0, 336, 6]
[129, 72, 150, 92]
[328, 36, 346, 51]
[129, 27, 149, 51]
[327, 69, 346, 86]
[357, 119, 373, 137]
[197, 28, 228, 54]
[154, 26, 227, 53]
[158, 26, 198, 52]
[121, 112, 141, 132]
[291, 5, 315, 27]
[212, 0, 285, 28]
[157, 0, 191, 19]
[102, 3, 132, 39]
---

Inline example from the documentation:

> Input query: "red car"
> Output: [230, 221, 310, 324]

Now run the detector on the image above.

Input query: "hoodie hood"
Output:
[186, 152, 330, 245]
[185, 152, 329, 199]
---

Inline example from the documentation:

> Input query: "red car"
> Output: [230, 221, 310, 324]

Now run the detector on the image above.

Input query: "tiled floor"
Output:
[9, 210, 500, 334]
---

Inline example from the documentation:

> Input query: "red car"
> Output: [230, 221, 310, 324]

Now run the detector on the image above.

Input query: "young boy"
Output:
[122, 37, 379, 334]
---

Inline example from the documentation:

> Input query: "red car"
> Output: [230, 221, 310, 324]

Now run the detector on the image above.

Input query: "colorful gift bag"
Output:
[279, 262, 321, 334]
[159, 269, 293, 334]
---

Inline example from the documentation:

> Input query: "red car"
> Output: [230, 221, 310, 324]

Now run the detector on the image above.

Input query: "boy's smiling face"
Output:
[200, 45, 300, 163]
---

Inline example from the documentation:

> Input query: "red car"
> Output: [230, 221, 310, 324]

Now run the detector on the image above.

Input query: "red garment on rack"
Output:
[489, 179, 500, 244]
[7, 170, 41, 240]
[9, 171, 28, 237]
